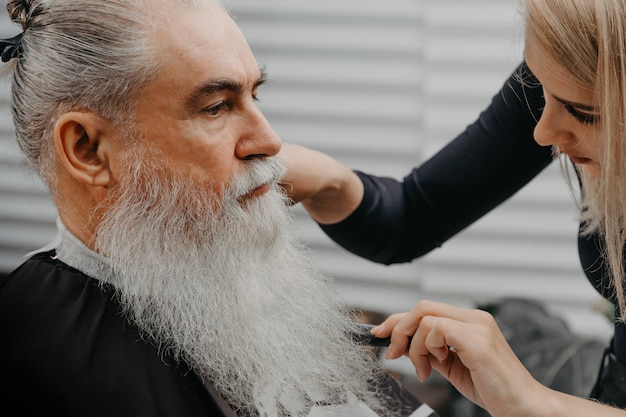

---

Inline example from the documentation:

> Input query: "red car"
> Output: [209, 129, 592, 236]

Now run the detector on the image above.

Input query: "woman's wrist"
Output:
[518, 386, 625, 417]
[278, 143, 364, 224]
[302, 167, 364, 225]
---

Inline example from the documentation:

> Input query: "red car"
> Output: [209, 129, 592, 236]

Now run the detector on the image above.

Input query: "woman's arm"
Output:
[278, 143, 364, 225]
[280, 63, 553, 264]
[373, 301, 625, 417]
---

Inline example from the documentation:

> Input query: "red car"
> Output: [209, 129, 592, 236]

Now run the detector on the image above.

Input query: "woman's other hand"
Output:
[372, 300, 549, 417]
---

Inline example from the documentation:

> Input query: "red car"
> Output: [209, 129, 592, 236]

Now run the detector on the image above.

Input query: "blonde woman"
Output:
[281, 0, 626, 414]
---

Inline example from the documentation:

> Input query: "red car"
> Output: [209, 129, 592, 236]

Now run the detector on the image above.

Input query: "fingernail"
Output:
[385, 345, 395, 359]
[416, 370, 426, 383]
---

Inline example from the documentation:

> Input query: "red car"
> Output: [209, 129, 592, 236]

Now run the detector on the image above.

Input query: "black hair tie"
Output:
[1, 33, 23, 63]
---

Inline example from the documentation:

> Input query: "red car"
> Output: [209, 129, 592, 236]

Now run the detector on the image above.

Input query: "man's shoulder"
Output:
[0, 251, 135, 376]
[0, 252, 220, 416]
[0, 250, 120, 354]
[1, 250, 109, 312]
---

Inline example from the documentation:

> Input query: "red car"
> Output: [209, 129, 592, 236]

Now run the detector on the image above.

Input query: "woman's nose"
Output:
[533, 101, 575, 148]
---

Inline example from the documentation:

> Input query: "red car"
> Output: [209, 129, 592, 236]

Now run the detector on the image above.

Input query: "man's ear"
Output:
[54, 111, 117, 187]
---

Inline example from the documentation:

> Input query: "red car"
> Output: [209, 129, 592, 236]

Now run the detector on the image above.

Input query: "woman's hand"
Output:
[278, 143, 364, 224]
[371, 300, 548, 417]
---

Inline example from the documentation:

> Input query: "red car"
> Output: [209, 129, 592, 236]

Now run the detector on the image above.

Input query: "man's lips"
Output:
[240, 183, 271, 200]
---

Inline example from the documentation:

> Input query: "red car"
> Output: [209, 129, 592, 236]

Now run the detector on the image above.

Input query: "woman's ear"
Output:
[54, 112, 117, 187]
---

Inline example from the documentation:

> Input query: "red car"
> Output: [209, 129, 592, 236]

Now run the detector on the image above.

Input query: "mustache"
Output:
[227, 158, 286, 199]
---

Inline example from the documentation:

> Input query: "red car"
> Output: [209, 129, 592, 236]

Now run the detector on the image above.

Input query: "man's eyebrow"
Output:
[186, 67, 268, 109]
[553, 95, 596, 112]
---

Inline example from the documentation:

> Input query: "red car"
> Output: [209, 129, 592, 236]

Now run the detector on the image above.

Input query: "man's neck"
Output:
[52, 218, 114, 281]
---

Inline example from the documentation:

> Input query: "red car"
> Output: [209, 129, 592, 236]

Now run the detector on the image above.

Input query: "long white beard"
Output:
[93, 153, 391, 416]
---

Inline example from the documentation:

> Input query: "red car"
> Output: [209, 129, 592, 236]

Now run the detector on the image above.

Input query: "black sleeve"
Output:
[321, 62, 553, 264]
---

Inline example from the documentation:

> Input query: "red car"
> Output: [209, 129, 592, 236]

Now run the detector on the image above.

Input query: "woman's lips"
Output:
[560, 148, 591, 165]
[568, 155, 592, 165]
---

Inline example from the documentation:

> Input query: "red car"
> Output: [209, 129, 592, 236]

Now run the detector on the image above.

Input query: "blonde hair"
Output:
[523, 0, 626, 320]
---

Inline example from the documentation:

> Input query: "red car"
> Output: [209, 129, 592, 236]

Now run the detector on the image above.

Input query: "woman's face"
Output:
[525, 44, 603, 177]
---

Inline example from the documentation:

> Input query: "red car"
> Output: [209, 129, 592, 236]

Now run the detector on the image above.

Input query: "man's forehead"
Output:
[145, 4, 260, 98]
[150, 3, 250, 64]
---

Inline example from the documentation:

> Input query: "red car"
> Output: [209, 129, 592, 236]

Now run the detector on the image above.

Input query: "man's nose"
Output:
[236, 107, 282, 160]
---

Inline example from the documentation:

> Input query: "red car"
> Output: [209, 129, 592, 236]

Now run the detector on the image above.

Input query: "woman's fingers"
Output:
[408, 314, 464, 382]
[420, 316, 452, 363]
[370, 312, 405, 337]
[377, 300, 487, 358]
[377, 300, 553, 416]
[373, 300, 506, 381]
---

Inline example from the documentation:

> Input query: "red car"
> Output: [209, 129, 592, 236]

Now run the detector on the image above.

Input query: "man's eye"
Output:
[204, 101, 228, 116]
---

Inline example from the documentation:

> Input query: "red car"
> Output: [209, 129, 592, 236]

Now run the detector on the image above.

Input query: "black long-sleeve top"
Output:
[320, 63, 626, 363]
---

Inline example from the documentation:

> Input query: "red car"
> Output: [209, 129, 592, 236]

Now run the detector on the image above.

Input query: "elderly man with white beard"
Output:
[0, 0, 438, 416]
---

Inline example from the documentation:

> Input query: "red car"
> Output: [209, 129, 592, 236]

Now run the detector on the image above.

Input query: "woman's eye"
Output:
[204, 101, 228, 116]
[565, 104, 598, 125]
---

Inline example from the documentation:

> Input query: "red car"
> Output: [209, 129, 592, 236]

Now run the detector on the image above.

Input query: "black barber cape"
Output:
[0, 251, 437, 417]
